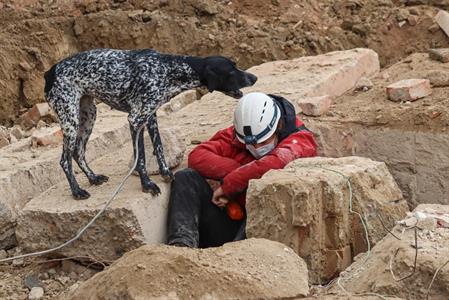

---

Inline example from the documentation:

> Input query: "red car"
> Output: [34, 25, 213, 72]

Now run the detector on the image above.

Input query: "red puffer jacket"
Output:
[188, 117, 317, 206]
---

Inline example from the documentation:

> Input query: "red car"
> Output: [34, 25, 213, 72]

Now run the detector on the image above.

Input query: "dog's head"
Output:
[198, 56, 257, 98]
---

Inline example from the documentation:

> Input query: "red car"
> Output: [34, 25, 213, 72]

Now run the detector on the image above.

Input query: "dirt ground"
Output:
[1, 0, 449, 125]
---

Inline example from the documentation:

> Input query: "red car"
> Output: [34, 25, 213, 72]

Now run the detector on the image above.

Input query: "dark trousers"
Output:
[167, 168, 244, 248]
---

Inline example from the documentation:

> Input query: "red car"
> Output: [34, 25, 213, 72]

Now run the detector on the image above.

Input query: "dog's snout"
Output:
[246, 73, 258, 86]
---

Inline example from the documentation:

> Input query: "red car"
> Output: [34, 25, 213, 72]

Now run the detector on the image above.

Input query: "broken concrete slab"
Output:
[331, 204, 449, 300]
[435, 9, 449, 38]
[428, 48, 449, 63]
[298, 95, 333, 116]
[246, 156, 409, 284]
[65, 239, 309, 300]
[386, 79, 432, 102]
[0, 105, 131, 250]
[16, 140, 169, 262]
[129, 127, 186, 175]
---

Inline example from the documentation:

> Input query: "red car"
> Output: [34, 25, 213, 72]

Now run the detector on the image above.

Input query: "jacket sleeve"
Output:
[188, 127, 242, 180]
[221, 131, 317, 196]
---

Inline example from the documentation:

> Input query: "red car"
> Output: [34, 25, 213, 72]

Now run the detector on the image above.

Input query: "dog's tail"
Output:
[44, 64, 57, 96]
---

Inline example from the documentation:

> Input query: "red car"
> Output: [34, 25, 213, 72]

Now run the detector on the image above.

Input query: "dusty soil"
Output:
[64, 238, 309, 300]
[1, 0, 449, 125]
[0, 254, 99, 300]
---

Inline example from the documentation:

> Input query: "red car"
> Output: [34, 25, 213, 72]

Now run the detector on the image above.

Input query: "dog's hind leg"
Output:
[128, 114, 161, 196]
[147, 114, 174, 181]
[74, 96, 109, 186]
[48, 91, 90, 200]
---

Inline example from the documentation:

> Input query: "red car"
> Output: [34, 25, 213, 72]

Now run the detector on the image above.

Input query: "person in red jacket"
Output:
[167, 92, 317, 248]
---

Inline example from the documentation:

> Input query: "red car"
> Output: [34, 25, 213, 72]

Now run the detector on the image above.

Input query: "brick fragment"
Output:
[31, 127, 63, 147]
[386, 79, 431, 102]
[20, 103, 52, 130]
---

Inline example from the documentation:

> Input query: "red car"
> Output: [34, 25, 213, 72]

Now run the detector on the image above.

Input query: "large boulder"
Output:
[331, 204, 449, 300]
[65, 238, 309, 300]
[246, 156, 409, 284]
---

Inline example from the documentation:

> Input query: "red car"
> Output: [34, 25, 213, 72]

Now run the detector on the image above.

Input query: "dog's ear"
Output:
[204, 65, 220, 92]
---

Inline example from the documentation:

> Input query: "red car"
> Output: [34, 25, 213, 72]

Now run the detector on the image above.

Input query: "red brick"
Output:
[20, 103, 52, 130]
[297, 95, 332, 116]
[386, 79, 431, 102]
[31, 127, 63, 147]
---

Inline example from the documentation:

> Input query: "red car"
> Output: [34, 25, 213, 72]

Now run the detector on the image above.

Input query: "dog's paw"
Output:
[72, 187, 91, 200]
[142, 180, 161, 196]
[160, 168, 174, 182]
[89, 174, 109, 186]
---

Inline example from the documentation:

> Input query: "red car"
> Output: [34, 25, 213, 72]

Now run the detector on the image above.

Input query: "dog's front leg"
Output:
[129, 117, 161, 196]
[147, 114, 174, 182]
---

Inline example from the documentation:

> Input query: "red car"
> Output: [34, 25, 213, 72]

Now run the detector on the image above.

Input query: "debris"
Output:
[354, 77, 373, 91]
[435, 10, 449, 38]
[428, 22, 440, 33]
[12, 258, 24, 266]
[28, 287, 44, 300]
[24, 275, 43, 289]
[20, 103, 53, 130]
[30, 127, 63, 148]
[407, 15, 418, 26]
[396, 8, 410, 22]
[386, 79, 431, 102]
[424, 70, 449, 87]
[428, 48, 449, 63]
[297, 95, 333, 116]
[10, 126, 24, 140]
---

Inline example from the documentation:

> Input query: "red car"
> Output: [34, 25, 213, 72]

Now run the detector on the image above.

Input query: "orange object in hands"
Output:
[226, 201, 245, 221]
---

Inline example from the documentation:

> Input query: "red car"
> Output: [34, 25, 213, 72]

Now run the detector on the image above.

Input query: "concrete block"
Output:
[246, 156, 409, 284]
[15, 138, 170, 261]
[297, 95, 333, 116]
[386, 79, 431, 102]
[428, 48, 449, 63]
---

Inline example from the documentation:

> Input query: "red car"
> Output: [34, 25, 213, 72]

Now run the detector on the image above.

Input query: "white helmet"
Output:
[233, 92, 281, 145]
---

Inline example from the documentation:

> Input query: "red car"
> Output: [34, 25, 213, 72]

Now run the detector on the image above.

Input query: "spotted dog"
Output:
[44, 49, 257, 200]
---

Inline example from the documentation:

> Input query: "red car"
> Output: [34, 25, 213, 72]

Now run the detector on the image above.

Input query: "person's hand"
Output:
[211, 187, 229, 208]
[206, 179, 221, 191]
